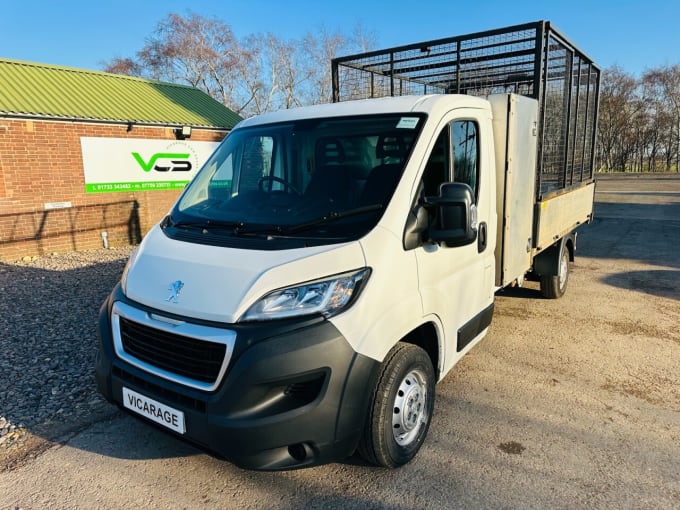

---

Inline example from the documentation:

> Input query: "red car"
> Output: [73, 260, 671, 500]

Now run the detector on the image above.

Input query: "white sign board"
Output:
[81, 137, 220, 193]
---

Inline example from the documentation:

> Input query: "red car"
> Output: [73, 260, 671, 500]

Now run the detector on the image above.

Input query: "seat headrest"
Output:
[316, 138, 345, 166]
[376, 134, 406, 159]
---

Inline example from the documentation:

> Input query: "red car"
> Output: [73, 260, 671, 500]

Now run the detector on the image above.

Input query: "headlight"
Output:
[240, 268, 371, 322]
[120, 246, 139, 295]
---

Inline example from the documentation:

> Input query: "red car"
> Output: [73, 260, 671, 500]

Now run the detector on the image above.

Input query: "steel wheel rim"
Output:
[558, 251, 568, 291]
[392, 368, 428, 446]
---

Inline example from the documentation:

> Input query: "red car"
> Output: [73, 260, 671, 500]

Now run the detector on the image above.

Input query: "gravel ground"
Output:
[1, 175, 679, 508]
[0, 247, 133, 464]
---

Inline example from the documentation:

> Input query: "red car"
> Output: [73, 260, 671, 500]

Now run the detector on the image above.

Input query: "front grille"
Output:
[112, 302, 236, 392]
[119, 317, 226, 384]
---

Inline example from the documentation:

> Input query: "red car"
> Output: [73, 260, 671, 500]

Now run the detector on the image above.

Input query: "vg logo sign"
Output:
[132, 143, 196, 172]
[132, 152, 192, 172]
[81, 137, 220, 193]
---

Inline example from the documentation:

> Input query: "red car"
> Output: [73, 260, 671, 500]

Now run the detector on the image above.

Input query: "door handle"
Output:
[478, 221, 487, 253]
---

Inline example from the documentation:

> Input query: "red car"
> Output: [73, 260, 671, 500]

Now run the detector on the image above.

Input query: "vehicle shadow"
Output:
[602, 269, 680, 301]
[579, 202, 680, 269]
[577, 199, 680, 300]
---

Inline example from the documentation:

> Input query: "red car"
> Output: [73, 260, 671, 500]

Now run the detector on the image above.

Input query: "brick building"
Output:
[0, 58, 241, 261]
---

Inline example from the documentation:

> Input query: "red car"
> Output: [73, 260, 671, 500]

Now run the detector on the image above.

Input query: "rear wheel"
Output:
[358, 343, 435, 468]
[540, 245, 569, 299]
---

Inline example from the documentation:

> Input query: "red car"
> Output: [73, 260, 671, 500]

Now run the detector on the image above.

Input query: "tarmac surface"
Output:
[1, 172, 679, 509]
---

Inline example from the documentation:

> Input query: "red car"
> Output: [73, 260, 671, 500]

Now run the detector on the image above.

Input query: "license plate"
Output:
[122, 387, 186, 434]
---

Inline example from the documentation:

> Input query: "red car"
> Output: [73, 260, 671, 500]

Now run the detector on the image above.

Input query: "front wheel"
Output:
[358, 343, 435, 468]
[540, 245, 570, 299]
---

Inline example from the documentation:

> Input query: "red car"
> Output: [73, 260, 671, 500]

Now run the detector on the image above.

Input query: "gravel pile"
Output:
[0, 247, 133, 450]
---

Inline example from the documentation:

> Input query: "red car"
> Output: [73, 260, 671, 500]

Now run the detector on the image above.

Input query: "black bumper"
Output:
[95, 286, 379, 470]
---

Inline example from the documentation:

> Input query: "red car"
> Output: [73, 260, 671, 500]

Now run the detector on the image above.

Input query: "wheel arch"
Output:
[400, 321, 441, 380]
[534, 232, 575, 276]
[564, 233, 576, 262]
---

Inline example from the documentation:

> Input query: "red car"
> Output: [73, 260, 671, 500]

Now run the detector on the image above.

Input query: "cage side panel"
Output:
[333, 23, 543, 102]
[538, 26, 600, 199]
[539, 34, 570, 196]
[583, 62, 595, 181]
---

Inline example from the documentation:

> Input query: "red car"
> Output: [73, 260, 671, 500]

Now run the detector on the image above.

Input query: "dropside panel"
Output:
[534, 182, 595, 252]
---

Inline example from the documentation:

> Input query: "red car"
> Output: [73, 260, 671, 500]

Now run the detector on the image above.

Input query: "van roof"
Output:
[236, 94, 490, 128]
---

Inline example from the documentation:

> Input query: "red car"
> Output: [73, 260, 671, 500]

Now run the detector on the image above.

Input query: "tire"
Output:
[540, 245, 569, 299]
[358, 343, 435, 468]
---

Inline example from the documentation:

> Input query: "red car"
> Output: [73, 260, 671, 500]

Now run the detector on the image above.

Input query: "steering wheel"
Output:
[258, 175, 302, 195]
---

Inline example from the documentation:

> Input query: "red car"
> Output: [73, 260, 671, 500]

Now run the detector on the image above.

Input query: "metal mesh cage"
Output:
[332, 21, 600, 199]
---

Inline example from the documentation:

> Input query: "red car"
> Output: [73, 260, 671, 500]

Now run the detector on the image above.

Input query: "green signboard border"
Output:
[85, 181, 190, 193]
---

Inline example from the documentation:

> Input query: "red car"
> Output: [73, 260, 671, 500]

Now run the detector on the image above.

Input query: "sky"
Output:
[3, 0, 679, 77]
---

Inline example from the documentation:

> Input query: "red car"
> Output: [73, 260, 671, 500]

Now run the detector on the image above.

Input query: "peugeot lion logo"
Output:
[166, 280, 184, 303]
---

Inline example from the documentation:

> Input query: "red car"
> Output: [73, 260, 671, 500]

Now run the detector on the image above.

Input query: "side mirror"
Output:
[427, 182, 477, 247]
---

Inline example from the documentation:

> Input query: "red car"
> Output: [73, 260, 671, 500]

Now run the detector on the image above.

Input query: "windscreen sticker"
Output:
[396, 117, 419, 129]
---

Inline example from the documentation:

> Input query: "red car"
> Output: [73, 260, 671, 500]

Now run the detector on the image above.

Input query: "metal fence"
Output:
[332, 21, 600, 199]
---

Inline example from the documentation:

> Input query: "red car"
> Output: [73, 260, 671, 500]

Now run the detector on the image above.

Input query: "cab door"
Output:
[414, 109, 496, 376]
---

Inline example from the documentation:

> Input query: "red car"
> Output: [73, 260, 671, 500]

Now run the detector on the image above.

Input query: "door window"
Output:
[421, 120, 480, 199]
[452, 120, 479, 196]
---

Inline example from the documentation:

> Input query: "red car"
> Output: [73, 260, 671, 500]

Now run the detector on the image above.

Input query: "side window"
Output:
[451, 120, 479, 197]
[421, 128, 451, 197]
[420, 120, 480, 200]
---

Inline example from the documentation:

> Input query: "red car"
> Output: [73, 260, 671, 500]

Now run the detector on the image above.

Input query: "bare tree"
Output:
[643, 65, 680, 171]
[275, 37, 309, 109]
[300, 28, 348, 105]
[233, 34, 303, 116]
[100, 13, 680, 174]
[102, 57, 142, 77]
[597, 66, 643, 171]
[641, 74, 674, 172]
[300, 24, 377, 105]
[102, 13, 377, 117]
[103, 12, 249, 113]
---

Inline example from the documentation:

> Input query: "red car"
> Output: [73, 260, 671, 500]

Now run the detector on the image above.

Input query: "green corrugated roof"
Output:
[0, 58, 242, 129]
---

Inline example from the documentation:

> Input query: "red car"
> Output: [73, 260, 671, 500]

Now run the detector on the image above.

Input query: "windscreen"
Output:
[168, 114, 423, 246]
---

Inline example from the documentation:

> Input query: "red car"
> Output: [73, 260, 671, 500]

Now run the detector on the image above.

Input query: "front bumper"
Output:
[95, 285, 379, 470]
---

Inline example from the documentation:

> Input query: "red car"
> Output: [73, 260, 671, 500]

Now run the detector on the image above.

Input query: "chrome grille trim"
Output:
[112, 301, 236, 391]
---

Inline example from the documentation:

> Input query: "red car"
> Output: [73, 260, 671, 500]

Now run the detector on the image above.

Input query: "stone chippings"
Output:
[0, 247, 133, 449]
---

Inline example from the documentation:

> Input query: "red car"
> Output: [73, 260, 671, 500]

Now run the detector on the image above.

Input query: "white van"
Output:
[96, 22, 598, 470]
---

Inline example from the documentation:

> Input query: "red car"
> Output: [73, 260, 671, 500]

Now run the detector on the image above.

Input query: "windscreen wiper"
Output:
[283, 204, 383, 234]
[230, 223, 284, 236]
[166, 218, 246, 233]
[170, 217, 287, 237]
[170, 218, 244, 231]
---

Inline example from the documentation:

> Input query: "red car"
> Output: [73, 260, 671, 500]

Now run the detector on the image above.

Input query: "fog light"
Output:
[288, 443, 307, 462]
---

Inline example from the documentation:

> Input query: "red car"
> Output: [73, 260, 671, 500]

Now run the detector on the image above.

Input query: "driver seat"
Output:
[306, 138, 351, 206]
[305, 164, 351, 206]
